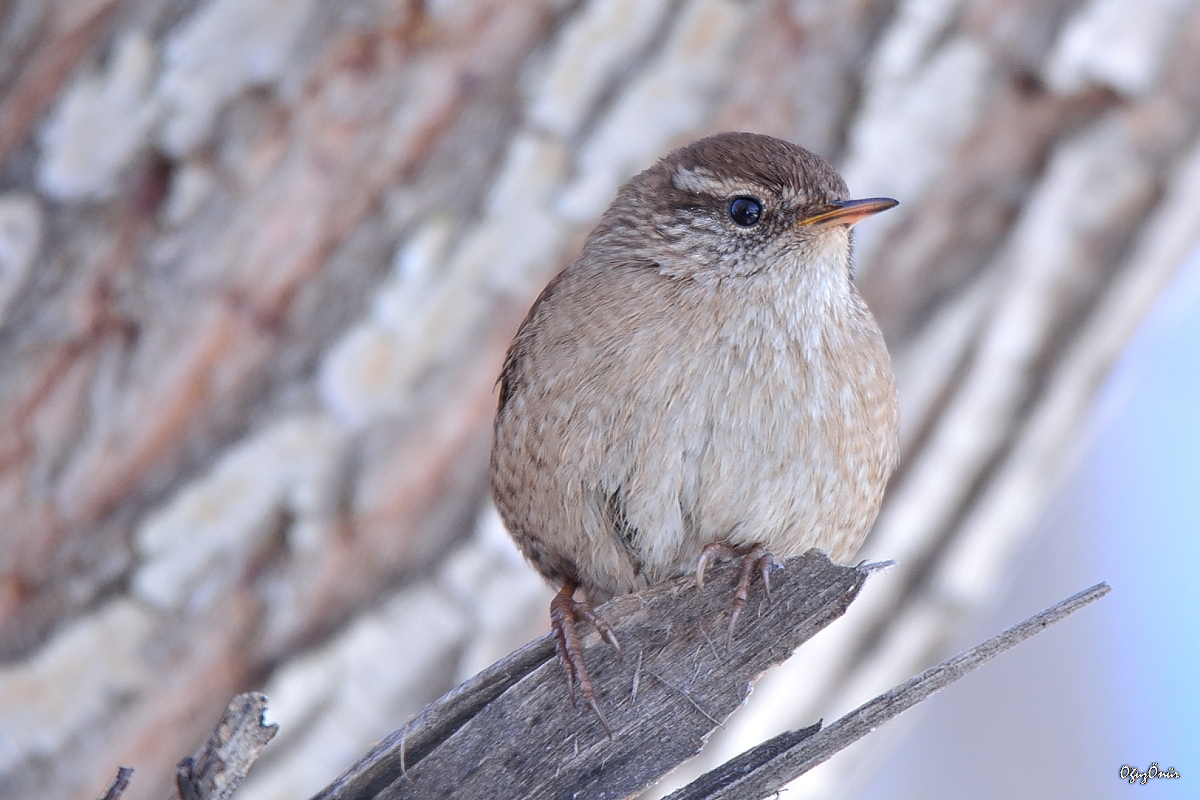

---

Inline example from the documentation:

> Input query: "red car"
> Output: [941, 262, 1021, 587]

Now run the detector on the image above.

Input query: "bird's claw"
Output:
[694, 542, 775, 644]
[549, 585, 620, 737]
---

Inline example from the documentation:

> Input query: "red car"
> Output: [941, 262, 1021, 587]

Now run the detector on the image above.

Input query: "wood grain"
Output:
[314, 551, 867, 800]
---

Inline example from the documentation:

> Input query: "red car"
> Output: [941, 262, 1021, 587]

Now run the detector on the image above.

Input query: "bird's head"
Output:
[586, 132, 896, 283]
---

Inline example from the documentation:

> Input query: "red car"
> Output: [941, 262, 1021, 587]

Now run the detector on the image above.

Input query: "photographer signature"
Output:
[1120, 763, 1181, 784]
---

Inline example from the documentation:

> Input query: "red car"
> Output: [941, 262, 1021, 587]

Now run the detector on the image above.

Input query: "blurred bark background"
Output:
[0, 1, 1197, 798]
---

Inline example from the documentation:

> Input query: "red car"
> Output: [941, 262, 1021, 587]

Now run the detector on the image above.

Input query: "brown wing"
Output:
[495, 270, 567, 416]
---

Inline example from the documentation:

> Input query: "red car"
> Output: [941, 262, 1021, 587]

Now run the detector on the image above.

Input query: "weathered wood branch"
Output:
[95, 766, 134, 800]
[90, 690, 276, 800]
[664, 582, 1112, 800]
[313, 551, 868, 800]
[172, 693, 278, 800]
[96, 560, 1108, 800]
[307, 557, 1108, 800]
[91, 693, 278, 800]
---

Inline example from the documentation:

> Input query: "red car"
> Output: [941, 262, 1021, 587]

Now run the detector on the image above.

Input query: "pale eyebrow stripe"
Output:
[671, 166, 805, 207]
[671, 166, 767, 198]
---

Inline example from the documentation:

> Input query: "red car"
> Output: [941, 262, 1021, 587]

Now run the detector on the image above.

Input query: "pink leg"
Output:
[695, 542, 775, 643]
[549, 582, 622, 736]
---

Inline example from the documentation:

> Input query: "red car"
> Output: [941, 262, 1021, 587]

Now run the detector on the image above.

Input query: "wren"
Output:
[490, 132, 899, 729]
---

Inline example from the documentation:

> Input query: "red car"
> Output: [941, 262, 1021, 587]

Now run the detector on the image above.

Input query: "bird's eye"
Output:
[728, 196, 763, 227]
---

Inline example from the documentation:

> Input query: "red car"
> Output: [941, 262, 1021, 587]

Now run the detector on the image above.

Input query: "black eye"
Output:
[728, 196, 763, 227]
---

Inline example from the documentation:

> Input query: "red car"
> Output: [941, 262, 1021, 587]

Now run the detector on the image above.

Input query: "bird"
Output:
[489, 131, 899, 730]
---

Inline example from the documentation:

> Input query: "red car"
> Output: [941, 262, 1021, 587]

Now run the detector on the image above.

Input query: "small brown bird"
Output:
[490, 132, 899, 727]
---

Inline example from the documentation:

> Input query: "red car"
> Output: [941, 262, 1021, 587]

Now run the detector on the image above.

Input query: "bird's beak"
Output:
[798, 197, 898, 228]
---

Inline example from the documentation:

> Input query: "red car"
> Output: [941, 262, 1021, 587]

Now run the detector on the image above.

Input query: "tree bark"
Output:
[0, 1, 1196, 798]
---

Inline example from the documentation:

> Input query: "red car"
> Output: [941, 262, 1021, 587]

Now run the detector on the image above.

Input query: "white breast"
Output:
[492, 236, 899, 599]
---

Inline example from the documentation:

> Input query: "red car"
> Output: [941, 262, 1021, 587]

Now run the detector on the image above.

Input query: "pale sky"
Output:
[854, 246, 1200, 798]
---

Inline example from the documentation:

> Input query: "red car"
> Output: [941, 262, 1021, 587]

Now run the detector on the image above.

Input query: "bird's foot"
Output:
[549, 582, 622, 736]
[695, 542, 774, 644]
